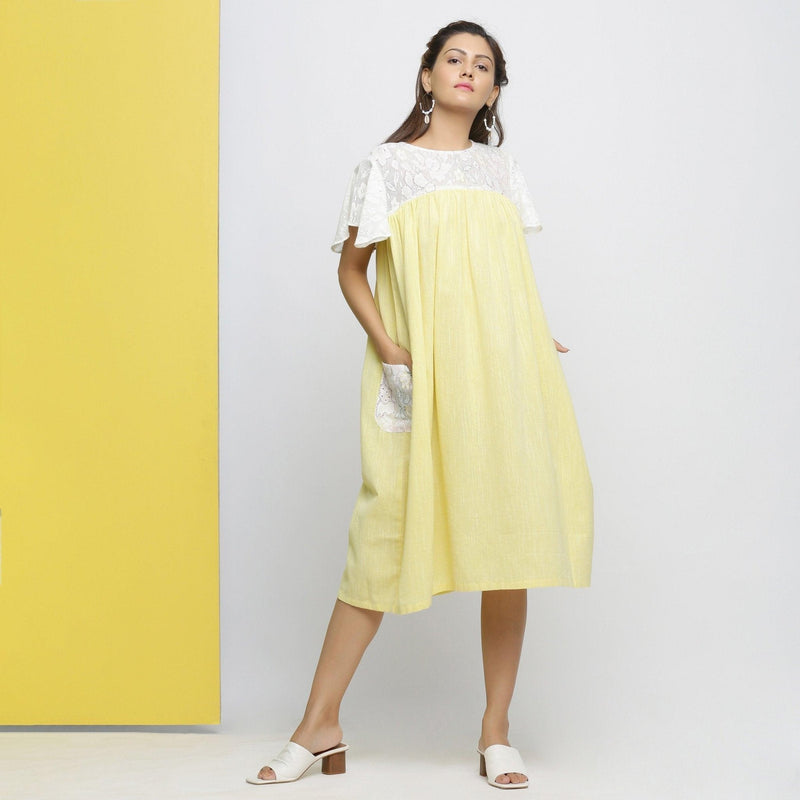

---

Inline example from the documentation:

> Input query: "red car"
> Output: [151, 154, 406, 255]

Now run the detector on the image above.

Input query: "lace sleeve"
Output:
[331, 156, 391, 253]
[506, 153, 543, 233]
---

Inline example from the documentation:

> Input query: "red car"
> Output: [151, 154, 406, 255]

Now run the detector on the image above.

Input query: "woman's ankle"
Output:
[296, 712, 342, 735]
[481, 713, 510, 737]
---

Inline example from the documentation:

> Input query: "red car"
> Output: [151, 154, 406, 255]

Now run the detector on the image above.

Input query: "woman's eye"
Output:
[448, 57, 489, 72]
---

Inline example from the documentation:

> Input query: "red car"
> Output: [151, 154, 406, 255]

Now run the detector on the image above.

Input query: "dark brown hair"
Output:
[383, 20, 509, 147]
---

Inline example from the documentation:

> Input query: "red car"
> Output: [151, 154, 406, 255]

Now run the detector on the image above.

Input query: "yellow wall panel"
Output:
[0, 1, 220, 723]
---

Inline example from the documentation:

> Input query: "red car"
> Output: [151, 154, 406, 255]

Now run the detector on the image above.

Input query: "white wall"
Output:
[219, 1, 800, 796]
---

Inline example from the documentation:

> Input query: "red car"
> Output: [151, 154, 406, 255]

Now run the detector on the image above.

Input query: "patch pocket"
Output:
[375, 362, 413, 432]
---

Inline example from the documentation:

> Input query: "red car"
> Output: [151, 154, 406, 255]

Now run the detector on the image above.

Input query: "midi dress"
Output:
[331, 140, 593, 615]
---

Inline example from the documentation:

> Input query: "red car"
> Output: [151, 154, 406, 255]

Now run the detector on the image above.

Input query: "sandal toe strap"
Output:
[267, 741, 315, 780]
[484, 744, 528, 778]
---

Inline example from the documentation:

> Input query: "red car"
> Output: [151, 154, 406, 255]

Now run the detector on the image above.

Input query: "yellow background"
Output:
[0, 1, 220, 723]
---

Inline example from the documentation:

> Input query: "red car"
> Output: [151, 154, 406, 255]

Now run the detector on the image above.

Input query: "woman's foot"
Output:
[479, 718, 527, 785]
[256, 720, 344, 782]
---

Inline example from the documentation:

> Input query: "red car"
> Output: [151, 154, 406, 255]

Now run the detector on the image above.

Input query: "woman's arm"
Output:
[337, 225, 412, 369]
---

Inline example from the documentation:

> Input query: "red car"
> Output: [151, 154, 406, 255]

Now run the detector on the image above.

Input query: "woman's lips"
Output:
[455, 83, 473, 91]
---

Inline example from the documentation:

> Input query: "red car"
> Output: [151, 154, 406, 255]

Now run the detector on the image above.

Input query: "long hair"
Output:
[383, 20, 509, 147]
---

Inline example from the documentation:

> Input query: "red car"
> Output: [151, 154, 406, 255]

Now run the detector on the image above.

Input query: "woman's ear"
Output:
[421, 68, 431, 94]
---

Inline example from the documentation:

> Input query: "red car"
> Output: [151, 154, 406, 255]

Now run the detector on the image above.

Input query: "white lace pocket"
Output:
[375, 362, 413, 432]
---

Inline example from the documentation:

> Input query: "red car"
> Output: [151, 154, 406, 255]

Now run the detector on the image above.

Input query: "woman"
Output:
[247, 19, 593, 790]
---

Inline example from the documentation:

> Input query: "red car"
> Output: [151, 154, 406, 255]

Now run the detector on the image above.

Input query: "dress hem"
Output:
[337, 577, 592, 616]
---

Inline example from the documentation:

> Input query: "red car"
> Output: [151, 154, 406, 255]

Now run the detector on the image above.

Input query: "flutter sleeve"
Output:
[331, 155, 391, 253]
[506, 152, 543, 234]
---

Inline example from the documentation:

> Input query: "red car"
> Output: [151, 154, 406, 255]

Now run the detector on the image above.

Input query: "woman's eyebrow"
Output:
[443, 47, 494, 65]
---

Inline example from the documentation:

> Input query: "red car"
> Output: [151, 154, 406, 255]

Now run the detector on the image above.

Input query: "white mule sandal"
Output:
[246, 740, 349, 785]
[477, 743, 529, 789]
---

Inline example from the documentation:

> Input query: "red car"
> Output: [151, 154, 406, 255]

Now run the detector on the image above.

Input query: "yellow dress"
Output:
[331, 140, 593, 614]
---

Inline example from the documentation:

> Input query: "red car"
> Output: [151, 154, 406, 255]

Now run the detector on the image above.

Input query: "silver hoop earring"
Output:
[483, 106, 496, 133]
[420, 93, 435, 124]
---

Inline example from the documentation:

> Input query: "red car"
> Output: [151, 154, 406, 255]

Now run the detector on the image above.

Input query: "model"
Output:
[247, 18, 594, 790]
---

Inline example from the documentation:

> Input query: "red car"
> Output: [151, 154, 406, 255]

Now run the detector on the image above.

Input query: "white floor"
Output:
[2, 729, 797, 800]
[0, 731, 660, 800]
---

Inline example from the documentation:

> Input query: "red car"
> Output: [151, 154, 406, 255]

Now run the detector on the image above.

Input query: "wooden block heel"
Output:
[321, 749, 347, 775]
[479, 752, 487, 776]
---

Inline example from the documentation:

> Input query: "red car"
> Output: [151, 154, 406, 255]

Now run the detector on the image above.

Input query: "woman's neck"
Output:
[410, 113, 473, 151]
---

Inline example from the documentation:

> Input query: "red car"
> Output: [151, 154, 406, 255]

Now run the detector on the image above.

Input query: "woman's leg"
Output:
[479, 588, 528, 785]
[257, 597, 384, 781]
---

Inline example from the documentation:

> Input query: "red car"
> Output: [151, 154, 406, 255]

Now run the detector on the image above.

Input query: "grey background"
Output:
[219, 1, 799, 796]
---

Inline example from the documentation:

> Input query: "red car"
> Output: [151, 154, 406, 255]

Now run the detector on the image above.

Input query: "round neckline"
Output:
[400, 140, 475, 153]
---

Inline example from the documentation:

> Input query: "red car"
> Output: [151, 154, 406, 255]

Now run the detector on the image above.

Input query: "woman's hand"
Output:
[553, 338, 570, 353]
[379, 342, 413, 371]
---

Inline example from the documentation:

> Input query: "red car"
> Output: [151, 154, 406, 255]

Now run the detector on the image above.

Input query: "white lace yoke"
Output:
[331, 141, 543, 253]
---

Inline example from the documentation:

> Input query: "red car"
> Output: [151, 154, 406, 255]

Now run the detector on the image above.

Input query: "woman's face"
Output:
[421, 33, 500, 112]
